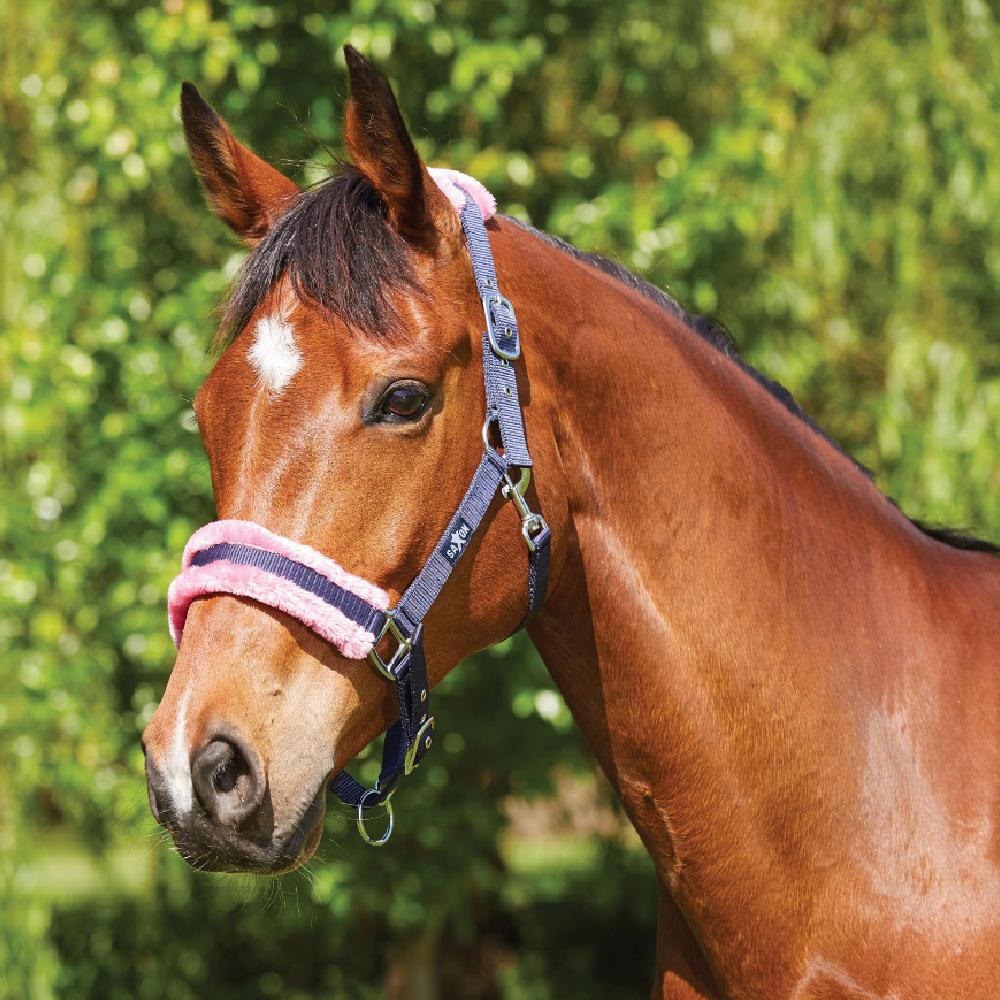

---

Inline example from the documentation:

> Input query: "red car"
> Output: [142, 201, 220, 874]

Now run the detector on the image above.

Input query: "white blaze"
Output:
[165, 683, 193, 815]
[247, 313, 302, 393]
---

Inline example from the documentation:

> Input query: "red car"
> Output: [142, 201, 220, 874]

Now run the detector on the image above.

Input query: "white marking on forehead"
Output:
[165, 682, 193, 815]
[247, 313, 302, 394]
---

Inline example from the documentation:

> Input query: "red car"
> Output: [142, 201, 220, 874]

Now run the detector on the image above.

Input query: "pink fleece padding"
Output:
[428, 167, 496, 221]
[168, 562, 378, 660]
[180, 520, 389, 609]
[167, 519, 390, 659]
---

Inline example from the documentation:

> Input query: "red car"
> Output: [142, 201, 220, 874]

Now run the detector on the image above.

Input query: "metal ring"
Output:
[356, 790, 394, 847]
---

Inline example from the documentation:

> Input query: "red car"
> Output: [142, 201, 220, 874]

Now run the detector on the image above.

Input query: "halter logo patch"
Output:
[442, 519, 472, 565]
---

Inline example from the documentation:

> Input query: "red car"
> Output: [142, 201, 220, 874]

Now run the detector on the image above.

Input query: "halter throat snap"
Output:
[167, 185, 550, 845]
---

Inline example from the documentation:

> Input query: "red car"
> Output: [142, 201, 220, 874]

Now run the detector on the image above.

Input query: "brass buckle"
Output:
[404, 717, 435, 775]
[367, 614, 411, 681]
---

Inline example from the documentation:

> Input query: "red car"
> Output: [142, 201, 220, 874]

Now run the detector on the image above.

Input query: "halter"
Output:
[168, 182, 550, 846]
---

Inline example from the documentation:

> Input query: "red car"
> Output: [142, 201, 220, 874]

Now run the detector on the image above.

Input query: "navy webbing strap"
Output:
[327, 192, 551, 843]
[462, 199, 533, 470]
[520, 520, 551, 630]
[394, 448, 508, 632]
[189, 542, 387, 636]
[327, 623, 430, 810]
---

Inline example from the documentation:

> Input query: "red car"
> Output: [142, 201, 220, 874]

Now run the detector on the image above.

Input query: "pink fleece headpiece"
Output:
[428, 167, 496, 221]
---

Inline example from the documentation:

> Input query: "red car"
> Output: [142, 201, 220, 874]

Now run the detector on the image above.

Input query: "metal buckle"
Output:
[367, 614, 411, 681]
[404, 717, 435, 775]
[357, 788, 394, 847]
[482, 292, 520, 360]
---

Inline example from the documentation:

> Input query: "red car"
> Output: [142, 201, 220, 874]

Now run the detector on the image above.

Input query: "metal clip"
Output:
[482, 292, 520, 360]
[501, 467, 531, 503]
[502, 470, 548, 551]
[521, 513, 549, 552]
[367, 614, 412, 681]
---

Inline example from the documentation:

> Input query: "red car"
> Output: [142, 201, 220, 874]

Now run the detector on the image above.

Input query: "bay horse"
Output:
[142, 47, 1000, 998]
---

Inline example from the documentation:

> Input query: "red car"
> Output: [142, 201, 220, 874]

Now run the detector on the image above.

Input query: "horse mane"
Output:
[218, 173, 997, 556]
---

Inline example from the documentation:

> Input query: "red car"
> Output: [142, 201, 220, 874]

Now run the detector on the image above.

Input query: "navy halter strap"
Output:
[180, 193, 550, 845]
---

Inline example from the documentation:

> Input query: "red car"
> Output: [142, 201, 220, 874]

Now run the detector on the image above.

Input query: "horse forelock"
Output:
[218, 164, 424, 354]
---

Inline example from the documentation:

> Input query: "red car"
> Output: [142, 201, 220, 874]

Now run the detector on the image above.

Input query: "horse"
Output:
[142, 47, 1000, 999]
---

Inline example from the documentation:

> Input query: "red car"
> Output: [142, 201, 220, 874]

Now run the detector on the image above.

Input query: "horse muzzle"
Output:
[143, 726, 325, 874]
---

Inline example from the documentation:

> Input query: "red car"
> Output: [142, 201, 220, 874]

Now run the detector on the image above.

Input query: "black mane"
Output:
[219, 178, 997, 555]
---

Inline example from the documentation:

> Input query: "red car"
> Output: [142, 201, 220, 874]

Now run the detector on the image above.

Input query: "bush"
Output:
[2, 1, 997, 996]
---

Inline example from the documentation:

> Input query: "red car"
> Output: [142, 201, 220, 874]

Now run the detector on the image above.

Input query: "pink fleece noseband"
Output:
[168, 520, 390, 660]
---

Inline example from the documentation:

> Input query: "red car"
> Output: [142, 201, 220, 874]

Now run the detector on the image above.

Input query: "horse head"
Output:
[142, 48, 562, 872]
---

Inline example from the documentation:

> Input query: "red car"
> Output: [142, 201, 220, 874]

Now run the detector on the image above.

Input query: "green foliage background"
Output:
[2, 1, 997, 997]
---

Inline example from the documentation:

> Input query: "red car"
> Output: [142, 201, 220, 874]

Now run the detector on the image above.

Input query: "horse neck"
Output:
[493, 221, 1000, 954]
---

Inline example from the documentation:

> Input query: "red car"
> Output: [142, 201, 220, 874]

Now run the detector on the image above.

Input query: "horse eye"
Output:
[377, 383, 430, 422]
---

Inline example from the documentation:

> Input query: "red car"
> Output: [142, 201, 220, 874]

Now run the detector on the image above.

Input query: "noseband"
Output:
[168, 183, 551, 845]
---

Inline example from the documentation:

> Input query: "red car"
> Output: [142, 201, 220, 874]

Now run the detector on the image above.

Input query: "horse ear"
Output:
[342, 45, 454, 247]
[180, 82, 299, 243]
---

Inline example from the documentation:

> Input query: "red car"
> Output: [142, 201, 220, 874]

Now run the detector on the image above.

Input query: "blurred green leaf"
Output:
[2, 0, 997, 997]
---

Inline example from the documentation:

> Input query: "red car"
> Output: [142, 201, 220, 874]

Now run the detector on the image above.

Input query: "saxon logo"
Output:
[441, 519, 472, 565]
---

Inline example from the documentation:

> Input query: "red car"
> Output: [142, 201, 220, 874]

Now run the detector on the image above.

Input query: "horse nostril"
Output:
[214, 754, 238, 794]
[191, 733, 265, 828]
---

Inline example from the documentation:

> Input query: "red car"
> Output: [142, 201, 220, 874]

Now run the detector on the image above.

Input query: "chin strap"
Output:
[326, 624, 432, 845]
